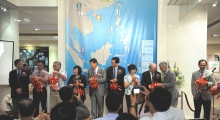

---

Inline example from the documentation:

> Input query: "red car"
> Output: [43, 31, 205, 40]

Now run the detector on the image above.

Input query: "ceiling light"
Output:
[3, 7, 6, 11]
[35, 28, 40, 31]
[24, 19, 29, 21]
[213, 0, 217, 6]
[0, 6, 3, 10]
[211, 34, 219, 37]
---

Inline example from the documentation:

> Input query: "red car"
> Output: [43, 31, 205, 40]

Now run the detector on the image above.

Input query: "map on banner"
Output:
[66, 0, 157, 80]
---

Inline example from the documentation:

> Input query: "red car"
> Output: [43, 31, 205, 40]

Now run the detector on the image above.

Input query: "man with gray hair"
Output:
[157, 61, 180, 107]
[49, 61, 67, 111]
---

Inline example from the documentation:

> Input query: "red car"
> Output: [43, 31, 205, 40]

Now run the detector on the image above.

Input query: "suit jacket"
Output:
[9, 69, 29, 99]
[162, 70, 179, 99]
[106, 65, 126, 93]
[88, 67, 107, 96]
[68, 74, 87, 101]
[191, 70, 214, 100]
[141, 71, 162, 91]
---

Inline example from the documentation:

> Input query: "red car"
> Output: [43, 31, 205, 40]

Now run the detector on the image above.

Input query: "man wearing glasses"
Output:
[31, 60, 49, 117]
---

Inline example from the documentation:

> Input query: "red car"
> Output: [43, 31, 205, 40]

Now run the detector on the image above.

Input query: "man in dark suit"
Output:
[142, 63, 162, 91]
[9, 59, 29, 119]
[106, 57, 125, 115]
[88, 58, 107, 119]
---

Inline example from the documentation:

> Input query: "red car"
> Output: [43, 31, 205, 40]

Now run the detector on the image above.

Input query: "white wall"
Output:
[0, 10, 19, 111]
[158, 0, 208, 119]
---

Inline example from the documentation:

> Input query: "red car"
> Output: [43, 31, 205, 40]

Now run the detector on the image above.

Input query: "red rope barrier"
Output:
[183, 92, 195, 112]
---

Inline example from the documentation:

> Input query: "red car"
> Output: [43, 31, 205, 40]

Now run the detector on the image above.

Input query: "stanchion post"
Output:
[181, 91, 183, 110]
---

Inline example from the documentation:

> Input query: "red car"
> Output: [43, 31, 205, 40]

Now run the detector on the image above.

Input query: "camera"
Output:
[133, 87, 144, 94]
[74, 92, 78, 96]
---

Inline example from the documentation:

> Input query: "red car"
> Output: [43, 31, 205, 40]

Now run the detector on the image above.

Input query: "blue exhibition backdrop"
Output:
[65, 0, 158, 85]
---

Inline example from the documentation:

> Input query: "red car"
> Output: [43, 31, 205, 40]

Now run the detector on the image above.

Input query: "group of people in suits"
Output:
[8, 57, 215, 120]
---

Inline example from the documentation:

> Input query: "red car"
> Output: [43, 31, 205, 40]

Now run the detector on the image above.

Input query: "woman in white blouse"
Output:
[124, 64, 140, 112]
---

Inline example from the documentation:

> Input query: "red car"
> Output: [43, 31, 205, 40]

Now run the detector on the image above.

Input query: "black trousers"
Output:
[33, 87, 47, 117]
[194, 95, 211, 120]
[118, 92, 124, 115]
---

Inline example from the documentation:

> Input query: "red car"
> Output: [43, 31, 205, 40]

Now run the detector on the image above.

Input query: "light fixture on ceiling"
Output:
[213, 0, 217, 6]
[211, 34, 219, 37]
[14, 19, 21, 22]
[3, 6, 6, 11]
[24, 19, 29, 21]
[35, 28, 40, 31]
[0, 6, 3, 10]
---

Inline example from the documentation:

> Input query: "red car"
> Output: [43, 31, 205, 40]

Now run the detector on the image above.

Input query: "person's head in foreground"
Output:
[59, 86, 73, 102]
[50, 102, 77, 120]
[106, 91, 122, 113]
[0, 115, 13, 120]
[116, 113, 137, 120]
[18, 98, 36, 119]
[147, 87, 171, 114]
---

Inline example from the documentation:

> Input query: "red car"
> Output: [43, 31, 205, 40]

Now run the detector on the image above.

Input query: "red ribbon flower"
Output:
[74, 87, 84, 96]
[149, 82, 161, 90]
[194, 78, 208, 91]
[133, 77, 138, 86]
[31, 76, 43, 93]
[110, 82, 122, 91]
[210, 84, 220, 99]
[49, 73, 59, 91]
[90, 76, 99, 89]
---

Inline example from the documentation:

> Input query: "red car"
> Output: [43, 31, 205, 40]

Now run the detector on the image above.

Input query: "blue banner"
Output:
[66, 0, 158, 84]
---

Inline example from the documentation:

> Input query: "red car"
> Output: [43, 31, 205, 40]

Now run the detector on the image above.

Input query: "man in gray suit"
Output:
[88, 58, 107, 119]
[191, 59, 214, 120]
[157, 61, 180, 107]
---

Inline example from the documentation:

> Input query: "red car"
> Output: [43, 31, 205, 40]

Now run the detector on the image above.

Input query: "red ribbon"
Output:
[110, 82, 122, 91]
[49, 73, 59, 90]
[210, 84, 220, 99]
[133, 77, 138, 86]
[149, 82, 161, 90]
[90, 76, 99, 89]
[194, 78, 208, 91]
[74, 87, 84, 96]
[31, 76, 43, 93]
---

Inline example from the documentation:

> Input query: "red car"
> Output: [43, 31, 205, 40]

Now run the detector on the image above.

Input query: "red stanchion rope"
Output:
[182, 92, 195, 112]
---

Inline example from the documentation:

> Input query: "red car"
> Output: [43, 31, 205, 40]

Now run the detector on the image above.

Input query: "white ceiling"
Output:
[16, 0, 220, 43]
[17, 7, 58, 41]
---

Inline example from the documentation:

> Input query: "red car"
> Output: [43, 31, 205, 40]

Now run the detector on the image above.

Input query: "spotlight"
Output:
[213, 0, 217, 6]
[3, 6, 6, 11]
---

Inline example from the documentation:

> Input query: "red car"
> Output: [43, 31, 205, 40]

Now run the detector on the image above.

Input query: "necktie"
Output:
[200, 70, 204, 78]
[94, 69, 96, 76]
[38, 71, 41, 77]
[18, 70, 21, 87]
[152, 72, 154, 83]
[113, 68, 116, 78]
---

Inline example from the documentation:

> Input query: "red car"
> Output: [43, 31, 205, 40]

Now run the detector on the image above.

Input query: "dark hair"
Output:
[37, 60, 45, 65]
[198, 59, 207, 65]
[0, 115, 13, 120]
[111, 57, 120, 63]
[106, 92, 121, 112]
[50, 102, 76, 120]
[128, 64, 137, 73]
[18, 98, 36, 117]
[74, 65, 82, 75]
[89, 58, 98, 64]
[148, 87, 171, 112]
[116, 113, 137, 120]
[59, 86, 73, 102]
[14, 59, 22, 66]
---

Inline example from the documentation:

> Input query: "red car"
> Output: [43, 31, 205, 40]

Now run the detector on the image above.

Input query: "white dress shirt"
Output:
[139, 107, 184, 120]
[95, 113, 118, 120]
